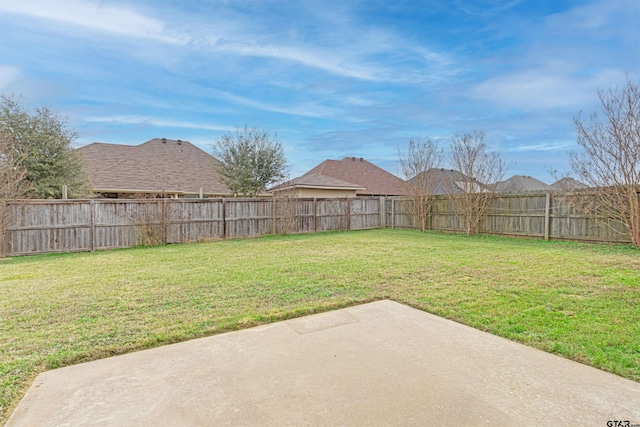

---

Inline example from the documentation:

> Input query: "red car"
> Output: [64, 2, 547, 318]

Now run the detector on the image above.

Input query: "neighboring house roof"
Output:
[409, 168, 486, 194]
[78, 138, 231, 196]
[550, 177, 588, 191]
[495, 175, 550, 193]
[273, 173, 366, 191]
[303, 157, 407, 196]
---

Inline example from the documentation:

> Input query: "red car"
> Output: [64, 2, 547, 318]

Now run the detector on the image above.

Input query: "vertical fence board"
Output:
[3, 192, 636, 256]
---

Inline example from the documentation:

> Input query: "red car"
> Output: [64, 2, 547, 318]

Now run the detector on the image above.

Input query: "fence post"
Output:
[62, 185, 68, 200]
[222, 198, 226, 239]
[346, 198, 351, 230]
[272, 198, 276, 235]
[0, 201, 7, 258]
[313, 198, 317, 232]
[162, 198, 168, 245]
[544, 192, 551, 241]
[391, 198, 395, 229]
[379, 197, 386, 228]
[90, 199, 96, 252]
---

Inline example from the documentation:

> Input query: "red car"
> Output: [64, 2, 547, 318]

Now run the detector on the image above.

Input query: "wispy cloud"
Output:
[211, 90, 338, 118]
[0, 65, 22, 92]
[85, 115, 235, 132]
[503, 141, 575, 152]
[2, 0, 636, 181]
[206, 40, 385, 82]
[1, 0, 454, 84]
[0, 0, 185, 44]
[471, 71, 596, 110]
[453, 0, 523, 17]
[469, 0, 633, 115]
[546, 0, 640, 37]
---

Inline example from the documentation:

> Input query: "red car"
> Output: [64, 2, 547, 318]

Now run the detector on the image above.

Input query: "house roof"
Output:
[409, 168, 484, 194]
[78, 138, 231, 196]
[273, 173, 366, 191]
[550, 177, 588, 191]
[303, 157, 407, 196]
[495, 175, 550, 193]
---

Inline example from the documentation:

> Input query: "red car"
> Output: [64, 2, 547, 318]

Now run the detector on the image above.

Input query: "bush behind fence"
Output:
[1, 192, 634, 256]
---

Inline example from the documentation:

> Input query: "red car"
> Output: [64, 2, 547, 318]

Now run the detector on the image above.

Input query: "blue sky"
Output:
[1, 0, 638, 182]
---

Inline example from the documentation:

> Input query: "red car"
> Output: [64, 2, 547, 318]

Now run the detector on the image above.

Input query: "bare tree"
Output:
[0, 129, 31, 257]
[448, 130, 507, 236]
[272, 185, 299, 235]
[398, 138, 444, 231]
[570, 76, 640, 248]
[132, 196, 169, 246]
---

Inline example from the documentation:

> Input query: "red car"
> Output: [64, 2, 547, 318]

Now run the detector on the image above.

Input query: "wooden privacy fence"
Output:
[1, 192, 636, 256]
[386, 192, 635, 244]
[1, 197, 385, 256]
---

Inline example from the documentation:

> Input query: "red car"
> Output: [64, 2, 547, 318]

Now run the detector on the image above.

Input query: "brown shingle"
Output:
[303, 157, 407, 196]
[549, 177, 588, 191]
[79, 138, 231, 196]
[495, 175, 550, 193]
[274, 173, 365, 191]
[409, 168, 484, 194]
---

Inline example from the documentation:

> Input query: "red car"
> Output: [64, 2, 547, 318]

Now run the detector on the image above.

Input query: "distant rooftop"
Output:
[303, 157, 407, 196]
[273, 173, 365, 191]
[549, 177, 588, 191]
[495, 175, 550, 193]
[78, 138, 231, 196]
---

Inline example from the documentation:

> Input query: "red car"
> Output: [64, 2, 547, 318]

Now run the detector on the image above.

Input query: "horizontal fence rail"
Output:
[386, 192, 635, 244]
[1, 191, 636, 256]
[1, 197, 384, 256]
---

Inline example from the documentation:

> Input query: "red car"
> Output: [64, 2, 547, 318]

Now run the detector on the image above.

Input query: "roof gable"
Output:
[79, 139, 230, 195]
[274, 173, 366, 191]
[496, 175, 549, 193]
[550, 177, 588, 190]
[304, 157, 407, 196]
[409, 168, 485, 194]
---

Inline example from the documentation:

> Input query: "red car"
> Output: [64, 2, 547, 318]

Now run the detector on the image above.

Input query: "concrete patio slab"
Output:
[7, 300, 640, 426]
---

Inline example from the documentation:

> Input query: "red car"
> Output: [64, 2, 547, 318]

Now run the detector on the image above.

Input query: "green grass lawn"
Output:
[1, 228, 639, 422]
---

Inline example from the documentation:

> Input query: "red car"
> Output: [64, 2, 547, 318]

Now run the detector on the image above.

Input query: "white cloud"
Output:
[85, 115, 235, 132]
[504, 141, 574, 152]
[453, 0, 523, 17]
[1, 0, 454, 84]
[205, 38, 390, 82]
[0, 0, 186, 44]
[472, 73, 586, 110]
[546, 0, 640, 36]
[343, 96, 377, 107]
[0, 65, 22, 92]
[471, 69, 626, 111]
[211, 90, 337, 118]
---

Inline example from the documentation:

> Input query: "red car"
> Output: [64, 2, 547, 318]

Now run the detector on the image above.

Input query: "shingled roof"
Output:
[78, 138, 231, 197]
[409, 168, 484, 194]
[549, 177, 588, 191]
[273, 173, 366, 191]
[303, 157, 407, 196]
[495, 175, 550, 193]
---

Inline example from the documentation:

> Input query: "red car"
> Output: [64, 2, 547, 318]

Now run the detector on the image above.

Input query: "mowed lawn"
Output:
[1, 228, 639, 421]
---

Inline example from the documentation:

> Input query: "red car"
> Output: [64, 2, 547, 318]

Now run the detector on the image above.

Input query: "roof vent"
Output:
[352, 157, 356, 161]
[360, 158, 363, 161]
[162, 138, 167, 143]
[177, 139, 182, 145]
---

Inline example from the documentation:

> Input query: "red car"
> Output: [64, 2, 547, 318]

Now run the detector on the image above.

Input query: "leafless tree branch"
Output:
[448, 130, 507, 236]
[398, 138, 444, 231]
[569, 76, 640, 247]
